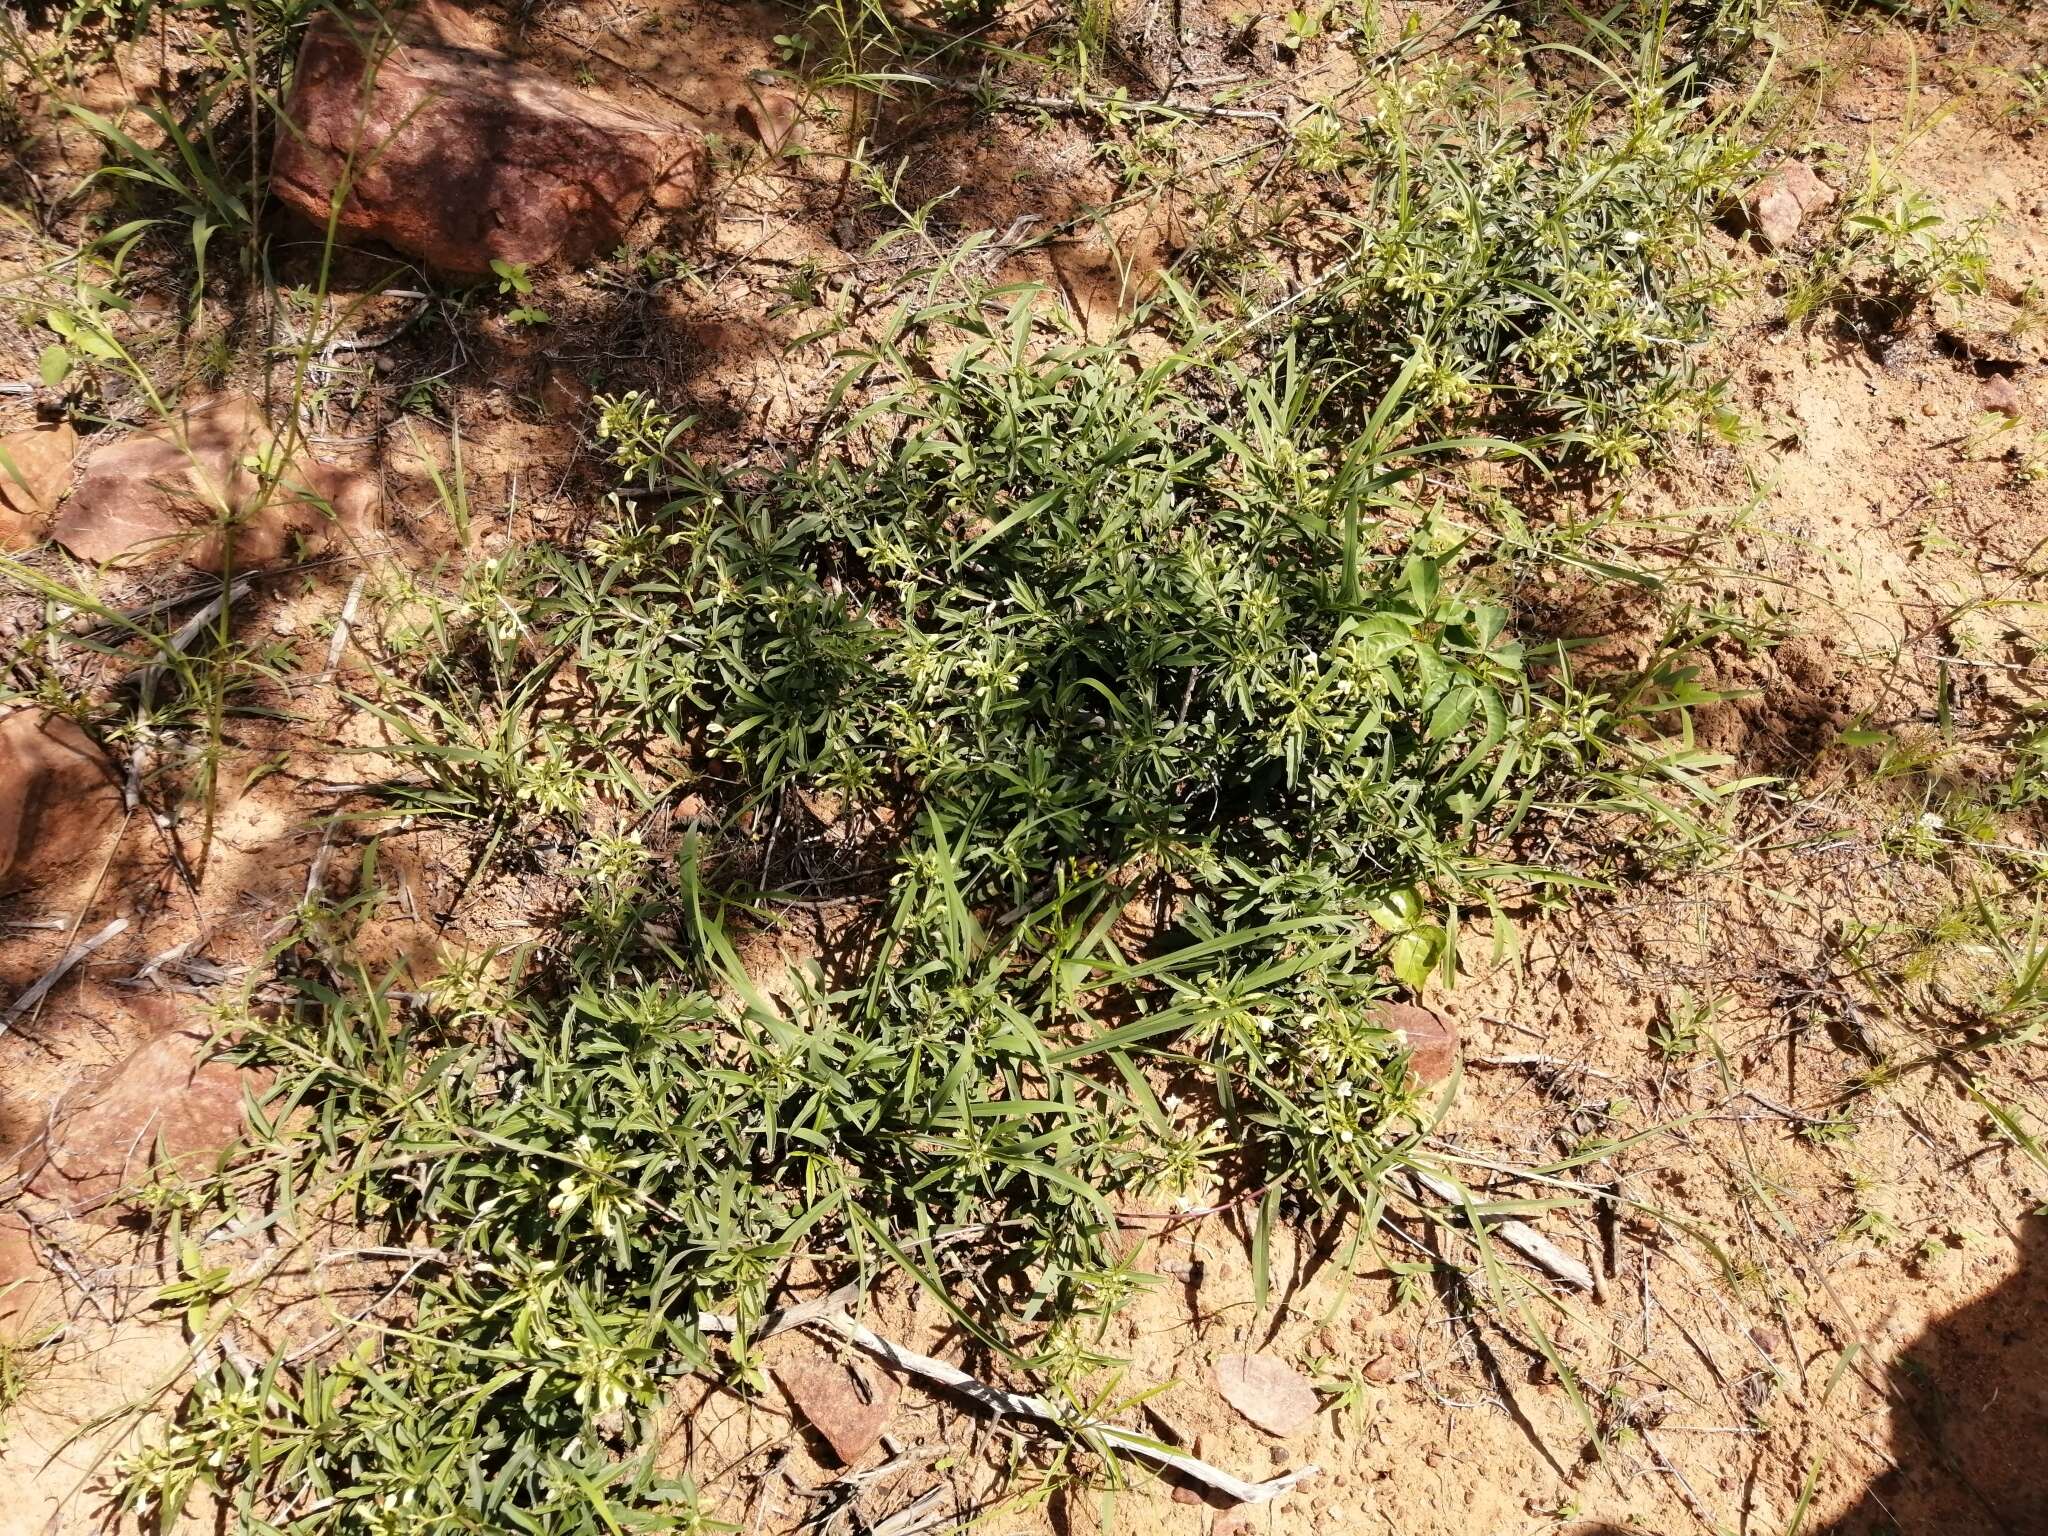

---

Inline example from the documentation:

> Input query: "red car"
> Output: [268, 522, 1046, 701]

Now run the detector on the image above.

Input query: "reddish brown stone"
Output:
[51, 395, 375, 572]
[774, 1355, 898, 1465]
[1377, 1001, 1459, 1086]
[0, 1210, 55, 1338]
[0, 710, 121, 894]
[1981, 373, 2026, 420]
[271, 4, 706, 276]
[735, 90, 802, 157]
[0, 421, 78, 545]
[1213, 1353, 1318, 1437]
[1748, 158, 1835, 249]
[19, 1025, 271, 1220]
[1169, 1432, 1212, 1504]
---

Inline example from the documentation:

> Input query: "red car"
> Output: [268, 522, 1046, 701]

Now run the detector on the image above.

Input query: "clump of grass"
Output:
[0, 1326, 54, 1445]
[111, 289, 1729, 1528]
[1295, 34, 1756, 471]
[543, 307, 1715, 956]
[1786, 162, 1990, 326]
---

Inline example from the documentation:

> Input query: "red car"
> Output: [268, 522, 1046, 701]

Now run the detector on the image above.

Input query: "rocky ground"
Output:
[3, 1, 2047, 1533]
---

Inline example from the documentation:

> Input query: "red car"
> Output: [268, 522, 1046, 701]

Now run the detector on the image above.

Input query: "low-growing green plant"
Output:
[128, 800, 1591, 1530]
[508, 304, 1741, 1232]
[110, 282, 1737, 1530]
[543, 311, 1719, 941]
[1653, 986, 1721, 1057]
[1296, 34, 1756, 470]
[43, 0, 1809, 1520]
[1786, 164, 1990, 326]
[118, 857, 1171, 1530]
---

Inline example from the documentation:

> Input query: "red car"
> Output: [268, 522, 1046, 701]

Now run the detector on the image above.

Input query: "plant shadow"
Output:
[1572, 1212, 2048, 1536]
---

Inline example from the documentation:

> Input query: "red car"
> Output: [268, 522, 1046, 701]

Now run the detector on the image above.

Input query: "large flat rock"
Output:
[51, 394, 375, 571]
[15, 1024, 271, 1220]
[0, 710, 121, 894]
[271, 3, 706, 276]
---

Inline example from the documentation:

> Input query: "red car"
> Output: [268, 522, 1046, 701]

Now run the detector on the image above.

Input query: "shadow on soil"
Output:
[1580, 1212, 2048, 1536]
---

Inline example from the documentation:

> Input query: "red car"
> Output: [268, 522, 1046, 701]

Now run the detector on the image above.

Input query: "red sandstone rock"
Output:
[51, 395, 375, 571]
[1981, 373, 2025, 420]
[774, 1355, 899, 1464]
[1214, 1353, 1318, 1437]
[0, 421, 78, 546]
[735, 89, 802, 157]
[0, 710, 121, 893]
[271, 4, 706, 276]
[1748, 158, 1836, 249]
[18, 1025, 271, 1220]
[1377, 1001, 1460, 1086]
[1169, 1435, 1209, 1504]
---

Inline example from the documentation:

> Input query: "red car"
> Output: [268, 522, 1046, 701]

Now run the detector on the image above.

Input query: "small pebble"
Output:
[1980, 373, 2024, 419]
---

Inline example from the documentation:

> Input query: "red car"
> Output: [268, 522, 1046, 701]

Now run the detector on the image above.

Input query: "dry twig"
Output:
[0, 916, 131, 1037]
[697, 1301, 1313, 1505]
[1402, 1168, 1596, 1291]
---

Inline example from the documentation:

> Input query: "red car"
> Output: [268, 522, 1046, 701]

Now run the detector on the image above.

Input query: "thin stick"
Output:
[1402, 1169, 1595, 1291]
[797, 1310, 1314, 1505]
[0, 917, 130, 1037]
[320, 573, 367, 681]
[894, 70, 1286, 126]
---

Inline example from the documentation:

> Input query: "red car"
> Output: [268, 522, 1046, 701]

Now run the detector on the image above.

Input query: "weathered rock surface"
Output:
[271, 3, 706, 276]
[0, 1210, 55, 1338]
[775, 1355, 899, 1464]
[17, 1024, 270, 1219]
[1981, 372, 2026, 420]
[0, 421, 78, 546]
[1214, 1353, 1318, 1437]
[735, 89, 802, 157]
[1748, 158, 1836, 248]
[1377, 1001, 1460, 1086]
[51, 395, 375, 571]
[0, 710, 121, 893]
